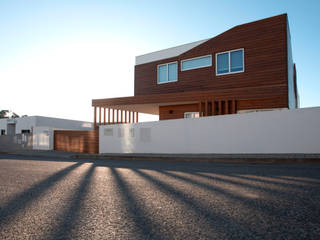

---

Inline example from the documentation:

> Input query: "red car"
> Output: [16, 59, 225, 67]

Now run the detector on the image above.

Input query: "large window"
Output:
[181, 55, 212, 71]
[184, 112, 200, 118]
[216, 49, 244, 75]
[157, 62, 178, 84]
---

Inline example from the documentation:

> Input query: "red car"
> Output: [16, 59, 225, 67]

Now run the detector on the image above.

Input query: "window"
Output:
[181, 55, 212, 71]
[216, 49, 244, 75]
[21, 129, 31, 134]
[157, 62, 178, 84]
[184, 112, 200, 118]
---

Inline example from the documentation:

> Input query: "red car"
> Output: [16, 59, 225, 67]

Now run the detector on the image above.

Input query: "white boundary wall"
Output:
[99, 107, 320, 154]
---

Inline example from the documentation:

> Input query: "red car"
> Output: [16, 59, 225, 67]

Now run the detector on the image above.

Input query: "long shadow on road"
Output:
[0, 162, 83, 227]
[47, 163, 95, 240]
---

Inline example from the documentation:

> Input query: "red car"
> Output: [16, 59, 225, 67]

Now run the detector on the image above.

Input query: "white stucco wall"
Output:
[33, 126, 53, 150]
[15, 117, 37, 134]
[99, 107, 320, 154]
[34, 116, 92, 130]
[0, 119, 7, 135]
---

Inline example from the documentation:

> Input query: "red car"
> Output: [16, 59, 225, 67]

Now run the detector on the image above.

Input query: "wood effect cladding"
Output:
[134, 14, 289, 109]
[159, 96, 287, 120]
[54, 130, 99, 154]
[159, 104, 198, 120]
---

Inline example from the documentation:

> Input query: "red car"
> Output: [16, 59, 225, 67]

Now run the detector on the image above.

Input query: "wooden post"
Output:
[112, 109, 115, 124]
[133, 112, 135, 123]
[108, 108, 110, 124]
[116, 109, 119, 123]
[99, 107, 101, 125]
[198, 101, 202, 117]
[129, 111, 131, 123]
[212, 100, 215, 116]
[136, 112, 139, 122]
[218, 101, 222, 115]
[125, 110, 127, 123]
[93, 106, 97, 130]
[225, 100, 229, 114]
[233, 100, 237, 114]
[120, 110, 123, 123]
[205, 100, 208, 116]
[104, 107, 106, 125]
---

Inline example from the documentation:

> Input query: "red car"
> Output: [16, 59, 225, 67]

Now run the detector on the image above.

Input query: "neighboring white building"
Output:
[0, 116, 93, 150]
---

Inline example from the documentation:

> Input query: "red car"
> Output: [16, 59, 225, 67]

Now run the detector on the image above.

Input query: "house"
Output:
[92, 13, 298, 127]
[0, 116, 93, 151]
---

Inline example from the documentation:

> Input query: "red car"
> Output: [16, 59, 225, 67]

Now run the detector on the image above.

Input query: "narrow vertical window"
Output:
[158, 65, 167, 83]
[217, 53, 229, 74]
[168, 63, 178, 82]
[230, 50, 243, 72]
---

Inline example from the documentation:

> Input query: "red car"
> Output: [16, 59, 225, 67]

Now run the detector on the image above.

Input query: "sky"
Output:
[0, 0, 320, 122]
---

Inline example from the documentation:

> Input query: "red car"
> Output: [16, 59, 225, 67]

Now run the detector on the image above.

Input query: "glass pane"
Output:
[181, 55, 212, 71]
[168, 62, 177, 82]
[217, 53, 229, 74]
[231, 50, 243, 72]
[158, 65, 167, 83]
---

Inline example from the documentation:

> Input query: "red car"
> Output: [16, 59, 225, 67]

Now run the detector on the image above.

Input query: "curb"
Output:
[1, 152, 320, 164]
[72, 153, 320, 164]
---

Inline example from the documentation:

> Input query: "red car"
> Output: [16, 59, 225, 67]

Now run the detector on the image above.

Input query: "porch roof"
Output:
[91, 84, 287, 115]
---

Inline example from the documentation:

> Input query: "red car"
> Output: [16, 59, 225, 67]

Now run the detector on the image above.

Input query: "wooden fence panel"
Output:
[54, 130, 98, 154]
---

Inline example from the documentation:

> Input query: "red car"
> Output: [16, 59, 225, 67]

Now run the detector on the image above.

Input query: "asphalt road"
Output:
[0, 154, 319, 240]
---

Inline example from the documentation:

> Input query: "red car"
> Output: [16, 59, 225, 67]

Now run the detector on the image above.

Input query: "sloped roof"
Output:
[135, 38, 209, 65]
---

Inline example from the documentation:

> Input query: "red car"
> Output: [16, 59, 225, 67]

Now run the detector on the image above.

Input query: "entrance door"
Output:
[7, 124, 16, 135]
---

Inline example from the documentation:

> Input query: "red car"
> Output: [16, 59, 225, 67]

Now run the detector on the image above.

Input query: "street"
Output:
[0, 154, 319, 239]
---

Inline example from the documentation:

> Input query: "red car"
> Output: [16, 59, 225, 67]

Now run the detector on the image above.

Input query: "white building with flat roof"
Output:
[0, 116, 93, 150]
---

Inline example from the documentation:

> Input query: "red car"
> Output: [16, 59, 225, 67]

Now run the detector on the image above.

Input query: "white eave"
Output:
[135, 38, 210, 65]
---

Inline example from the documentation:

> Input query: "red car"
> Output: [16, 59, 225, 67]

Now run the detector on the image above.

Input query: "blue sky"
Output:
[0, 0, 319, 121]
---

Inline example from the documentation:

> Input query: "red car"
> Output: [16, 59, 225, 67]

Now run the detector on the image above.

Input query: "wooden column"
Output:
[108, 108, 110, 124]
[99, 107, 102, 125]
[198, 101, 202, 117]
[120, 110, 123, 123]
[232, 100, 236, 114]
[93, 106, 97, 130]
[205, 100, 208, 116]
[104, 107, 106, 125]
[116, 109, 119, 123]
[125, 111, 127, 123]
[133, 112, 135, 123]
[112, 109, 115, 124]
[225, 100, 229, 114]
[129, 111, 131, 123]
[218, 101, 222, 115]
[212, 100, 215, 116]
[136, 112, 139, 122]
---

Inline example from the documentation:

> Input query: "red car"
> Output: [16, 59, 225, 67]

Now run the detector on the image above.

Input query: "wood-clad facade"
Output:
[92, 14, 298, 123]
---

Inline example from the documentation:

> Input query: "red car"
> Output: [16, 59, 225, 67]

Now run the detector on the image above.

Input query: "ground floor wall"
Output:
[159, 96, 288, 120]
[100, 107, 320, 154]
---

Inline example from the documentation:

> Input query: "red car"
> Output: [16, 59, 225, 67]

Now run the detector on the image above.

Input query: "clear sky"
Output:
[1, 0, 319, 122]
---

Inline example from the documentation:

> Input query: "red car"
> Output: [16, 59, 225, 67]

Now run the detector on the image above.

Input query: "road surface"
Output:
[0, 154, 319, 239]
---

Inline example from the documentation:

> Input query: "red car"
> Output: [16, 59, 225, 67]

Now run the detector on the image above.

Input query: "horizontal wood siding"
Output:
[54, 130, 99, 154]
[159, 104, 198, 120]
[134, 14, 288, 110]
[238, 96, 288, 110]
